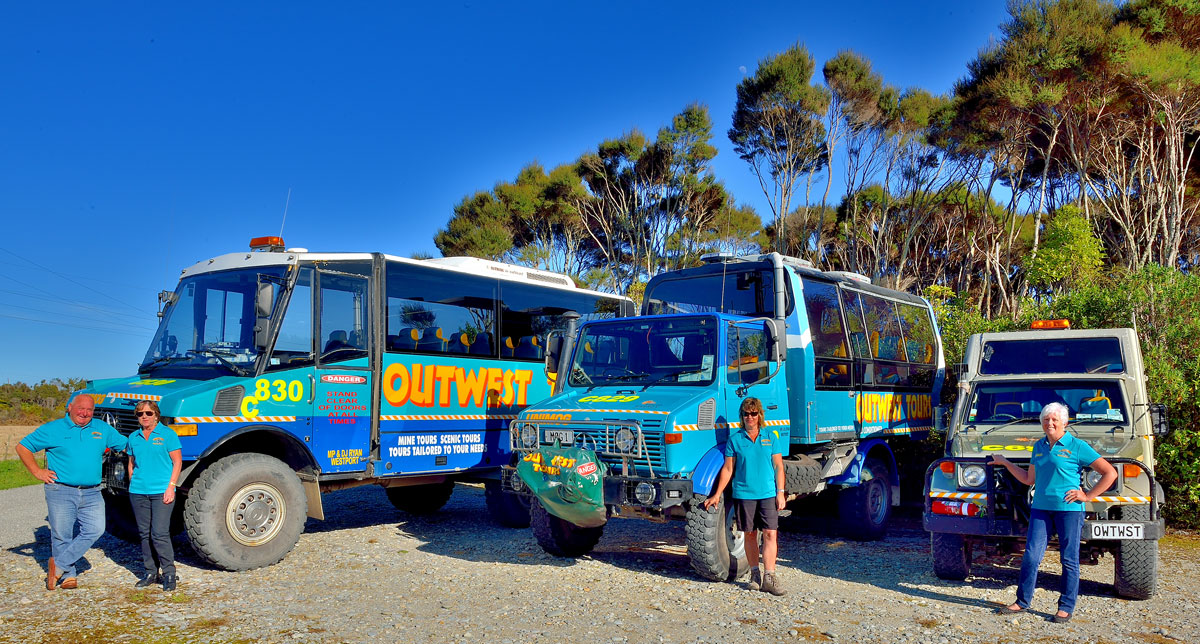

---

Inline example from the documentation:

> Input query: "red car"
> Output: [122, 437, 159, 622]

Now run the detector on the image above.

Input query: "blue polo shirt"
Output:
[724, 427, 784, 500]
[128, 423, 183, 495]
[1031, 431, 1102, 512]
[19, 416, 126, 487]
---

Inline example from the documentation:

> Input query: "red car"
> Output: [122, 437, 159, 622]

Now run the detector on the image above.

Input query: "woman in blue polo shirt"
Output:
[127, 400, 182, 591]
[990, 402, 1116, 623]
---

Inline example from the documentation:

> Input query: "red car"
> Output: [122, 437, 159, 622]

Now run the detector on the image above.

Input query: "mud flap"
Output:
[515, 445, 608, 528]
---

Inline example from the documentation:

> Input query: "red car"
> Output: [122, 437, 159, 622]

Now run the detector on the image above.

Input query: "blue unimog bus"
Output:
[506, 253, 945, 581]
[84, 237, 633, 570]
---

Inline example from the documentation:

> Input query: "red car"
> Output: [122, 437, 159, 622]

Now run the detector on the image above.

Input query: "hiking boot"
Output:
[747, 567, 762, 591]
[760, 571, 787, 596]
[162, 573, 177, 592]
[135, 573, 158, 588]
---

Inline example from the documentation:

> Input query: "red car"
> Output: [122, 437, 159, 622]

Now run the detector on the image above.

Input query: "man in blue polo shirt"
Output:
[16, 393, 127, 590]
[704, 396, 787, 596]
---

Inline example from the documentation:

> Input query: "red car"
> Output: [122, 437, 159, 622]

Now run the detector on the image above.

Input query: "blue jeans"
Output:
[44, 483, 106, 580]
[1017, 508, 1084, 614]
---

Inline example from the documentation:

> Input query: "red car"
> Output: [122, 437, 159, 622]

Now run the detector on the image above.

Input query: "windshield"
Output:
[568, 317, 719, 387]
[140, 267, 289, 377]
[643, 269, 788, 317]
[965, 380, 1129, 425]
[980, 337, 1124, 374]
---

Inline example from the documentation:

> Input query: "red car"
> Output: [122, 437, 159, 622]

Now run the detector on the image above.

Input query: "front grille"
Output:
[97, 407, 138, 436]
[579, 419, 665, 471]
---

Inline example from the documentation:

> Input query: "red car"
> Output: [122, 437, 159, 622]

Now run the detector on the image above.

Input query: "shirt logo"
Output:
[1056, 449, 1072, 458]
[151, 436, 164, 445]
[91, 431, 103, 439]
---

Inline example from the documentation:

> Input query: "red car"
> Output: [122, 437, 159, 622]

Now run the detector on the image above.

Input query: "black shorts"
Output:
[734, 497, 779, 532]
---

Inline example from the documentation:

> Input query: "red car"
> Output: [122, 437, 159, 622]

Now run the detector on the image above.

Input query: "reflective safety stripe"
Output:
[381, 414, 518, 421]
[929, 492, 988, 500]
[106, 392, 163, 401]
[1093, 496, 1152, 503]
[674, 419, 790, 432]
[173, 416, 296, 423]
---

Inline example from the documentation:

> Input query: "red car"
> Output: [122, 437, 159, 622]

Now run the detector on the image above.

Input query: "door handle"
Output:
[307, 373, 316, 404]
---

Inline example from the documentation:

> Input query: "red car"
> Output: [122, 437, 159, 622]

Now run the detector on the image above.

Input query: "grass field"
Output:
[0, 458, 41, 491]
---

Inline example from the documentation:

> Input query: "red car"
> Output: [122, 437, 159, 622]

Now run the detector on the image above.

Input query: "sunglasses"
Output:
[741, 411, 760, 417]
[135, 411, 157, 417]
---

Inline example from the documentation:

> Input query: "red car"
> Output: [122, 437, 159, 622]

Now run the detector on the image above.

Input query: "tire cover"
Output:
[516, 445, 608, 528]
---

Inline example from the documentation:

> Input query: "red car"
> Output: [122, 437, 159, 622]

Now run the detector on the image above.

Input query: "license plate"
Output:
[1089, 522, 1144, 540]
[545, 429, 574, 445]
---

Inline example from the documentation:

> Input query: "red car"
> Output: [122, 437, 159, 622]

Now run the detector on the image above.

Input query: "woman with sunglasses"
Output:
[127, 400, 182, 590]
[703, 397, 787, 595]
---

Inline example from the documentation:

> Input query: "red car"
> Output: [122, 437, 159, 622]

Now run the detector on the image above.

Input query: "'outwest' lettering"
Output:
[382, 363, 534, 409]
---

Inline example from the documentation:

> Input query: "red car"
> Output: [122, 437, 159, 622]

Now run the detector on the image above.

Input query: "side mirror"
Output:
[254, 280, 276, 350]
[156, 290, 177, 319]
[933, 405, 949, 433]
[545, 334, 564, 375]
[1149, 403, 1170, 436]
[766, 319, 786, 363]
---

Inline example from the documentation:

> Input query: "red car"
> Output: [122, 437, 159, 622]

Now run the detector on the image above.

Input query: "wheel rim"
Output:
[226, 482, 286, 546]
[866, 478, 887, 525]
[725, 505, 746, 559]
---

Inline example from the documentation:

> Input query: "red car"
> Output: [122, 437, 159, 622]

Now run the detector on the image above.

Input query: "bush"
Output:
[0, 379, 84, 426]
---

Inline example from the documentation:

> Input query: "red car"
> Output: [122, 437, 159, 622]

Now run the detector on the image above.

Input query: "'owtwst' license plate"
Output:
[545, 429, 574, 445]
[1089, 522, 1144, 540]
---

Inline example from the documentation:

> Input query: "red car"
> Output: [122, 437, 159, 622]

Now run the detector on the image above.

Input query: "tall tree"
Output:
[730, 44, 831, 257]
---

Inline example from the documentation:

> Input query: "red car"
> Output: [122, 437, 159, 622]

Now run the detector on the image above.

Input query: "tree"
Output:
[1025, 205, 1106, 292]
[434, 191, 514, 260]
[730, 44, 831, 257]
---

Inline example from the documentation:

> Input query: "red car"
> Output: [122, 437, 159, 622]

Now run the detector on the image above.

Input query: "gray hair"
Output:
[1040, 402, 1069, 424]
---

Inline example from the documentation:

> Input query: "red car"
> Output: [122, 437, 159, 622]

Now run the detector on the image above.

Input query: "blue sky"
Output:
[0, 2, 1011, 385]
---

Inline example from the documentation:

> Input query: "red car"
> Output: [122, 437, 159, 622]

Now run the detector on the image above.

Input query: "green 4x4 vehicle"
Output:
[923, 324, 1170, 599]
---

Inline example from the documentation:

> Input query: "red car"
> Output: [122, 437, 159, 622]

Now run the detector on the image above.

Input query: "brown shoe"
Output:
[46, 557, 57, 590]
[59, 577, 77, 590]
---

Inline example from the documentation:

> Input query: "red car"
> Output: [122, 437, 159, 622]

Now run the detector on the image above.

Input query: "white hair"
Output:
[1040, 402, 1069, 424]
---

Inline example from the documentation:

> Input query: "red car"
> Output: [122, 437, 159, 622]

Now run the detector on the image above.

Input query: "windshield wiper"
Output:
[982, 416, 1038, 434]
[138, 355, 181, 373]
[187, 349, 250, 376]
[642, 368, 706, 389]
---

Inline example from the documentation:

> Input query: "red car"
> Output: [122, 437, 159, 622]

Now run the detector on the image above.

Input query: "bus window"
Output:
[386, 263, 497, 357]
[898, 302, 936, 364]
[644, 269, 789, 317]
[266, 267, 314, 372]
[319, 268, 370, 364]
[803, 278, 852, 388]
[500, 283, 624, 362]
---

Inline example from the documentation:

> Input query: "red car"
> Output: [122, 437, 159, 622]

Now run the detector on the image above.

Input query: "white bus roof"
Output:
[179, 250, 609, 296]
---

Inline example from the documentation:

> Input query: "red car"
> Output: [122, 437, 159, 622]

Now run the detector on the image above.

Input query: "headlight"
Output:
[519, 424, 538, 448]
[959, 464, 986, 488]
[634, 482, 657, 504]
[614, 427, 636, 453]
[1084, 469, 1104, 489]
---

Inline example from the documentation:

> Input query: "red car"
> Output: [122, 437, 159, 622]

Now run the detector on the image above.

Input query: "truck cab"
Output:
[924, 324, 1168, 599]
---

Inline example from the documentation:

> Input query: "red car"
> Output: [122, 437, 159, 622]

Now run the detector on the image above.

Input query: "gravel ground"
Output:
[0, 482, 1196, 644]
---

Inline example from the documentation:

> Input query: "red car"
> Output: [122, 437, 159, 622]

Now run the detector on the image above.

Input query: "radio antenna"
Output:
[278, 187, 293, 238]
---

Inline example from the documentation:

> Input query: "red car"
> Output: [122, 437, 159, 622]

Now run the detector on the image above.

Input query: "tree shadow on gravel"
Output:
[775, 507, 1115, 614]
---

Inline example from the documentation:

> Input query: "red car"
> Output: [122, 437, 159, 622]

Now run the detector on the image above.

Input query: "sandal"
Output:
[1049, 613, 1072, 623]
[995, 604, 1024, 615]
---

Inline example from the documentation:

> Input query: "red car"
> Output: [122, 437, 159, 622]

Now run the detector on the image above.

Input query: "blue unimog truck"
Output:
[82, 237, 632, 570]
[506, 253, 946, 580]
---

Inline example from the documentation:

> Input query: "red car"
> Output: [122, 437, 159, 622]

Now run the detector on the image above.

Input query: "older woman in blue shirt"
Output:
[990, 402, 1117, 623]
[127, 400, 182, 591]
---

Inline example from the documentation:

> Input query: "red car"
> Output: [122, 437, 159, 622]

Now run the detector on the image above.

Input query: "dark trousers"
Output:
[130, 493, 175, 576]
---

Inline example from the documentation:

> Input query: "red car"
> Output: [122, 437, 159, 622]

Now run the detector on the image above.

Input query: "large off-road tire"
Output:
[784, 455, 823, 497]
[103, 490, 138, 543]
[384, 480, 455, 515]
[931, 532, 971, 580]
[838, 457, 891, 541]
[484, 479, 531, 528]
[529, 498, 603, 557]
[183, 453, 307, 571]
[685, 493, 749, 582]
[1114, 504, 1158, 599]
